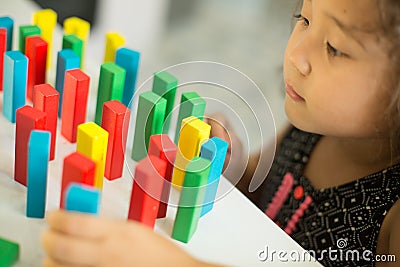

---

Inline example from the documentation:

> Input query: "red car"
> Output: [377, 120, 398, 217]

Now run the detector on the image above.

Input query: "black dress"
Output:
[258, 126, 400, 267]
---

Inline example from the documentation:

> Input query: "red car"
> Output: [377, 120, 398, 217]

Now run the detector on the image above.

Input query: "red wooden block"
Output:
[101, 100, 130, 180]
[148, 134, 177, 218]
[60, 152, 96, 208]
[26, 36, 47, 101]
[33, 84, 59, 160]
[0, 28, 6, 91]
[14, 105, 46, 186]
[128, 155, 166, 229]
[61, 69, 90, 143]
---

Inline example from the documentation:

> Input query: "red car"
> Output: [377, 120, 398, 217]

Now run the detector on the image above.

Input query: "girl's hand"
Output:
[41, 210, 200, 267]
[204, 113, 244, 175]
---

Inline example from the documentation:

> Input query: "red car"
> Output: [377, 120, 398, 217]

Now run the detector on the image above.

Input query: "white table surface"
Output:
[0, 1, 322, 266]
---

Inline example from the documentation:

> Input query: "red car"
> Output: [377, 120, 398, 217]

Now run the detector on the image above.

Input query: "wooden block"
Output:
[148, 134, 177, 218]
[3, 51, 28, 123]
[95, 62, 126, 124]
[101, 100, 130, 180]
[171, 157, 211, 243]
[0, 237, 19, 267]
[128, 155, 166, 229]
[33, 84, 59, 160]
[0, 16, 14, 50]
[60, 152, 96, 208]
[115, 47, 140, 108]
[26, 130, 50, 218]
[64, 17, 90, 41]
[61, 69, 90, 143]
[14, 106, 46, 186]
[0, 28, 6, 91]
[174, 92, 206, 143]
[103, 32, 125, 63]
[26, 36, 48, 101]
[55, 49, 80, 117]
[62, 34, 83, 69]
[171, 116, 211, 188]
[65, 183, 100, 214]
[32, 9, 57, 69]
[64, 17, 90, 69]
[77, 122, 109, 189]
[18, 25, 41, 53]
[151, 71, 178, 134]
[199, 137, 228, 217]
[131, 91, 167, 161]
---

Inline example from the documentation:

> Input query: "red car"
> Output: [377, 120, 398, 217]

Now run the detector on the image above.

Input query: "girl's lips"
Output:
[285, 84, 305, 102]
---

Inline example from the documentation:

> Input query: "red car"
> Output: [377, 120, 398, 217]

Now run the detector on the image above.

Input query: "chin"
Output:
[284, 99, 322, 135]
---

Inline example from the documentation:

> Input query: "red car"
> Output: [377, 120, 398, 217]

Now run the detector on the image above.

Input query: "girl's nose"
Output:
[289, 39, 312, 77]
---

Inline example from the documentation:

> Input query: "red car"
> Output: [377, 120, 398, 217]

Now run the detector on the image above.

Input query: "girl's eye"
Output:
[293, 14, 310, 28]
[326, 42, 347, 58]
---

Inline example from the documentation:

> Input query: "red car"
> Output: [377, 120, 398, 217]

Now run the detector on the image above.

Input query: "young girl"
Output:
[41, 0, 400, 266]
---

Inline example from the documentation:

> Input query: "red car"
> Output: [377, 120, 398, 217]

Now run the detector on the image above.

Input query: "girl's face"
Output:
[284, 0, 392, 138]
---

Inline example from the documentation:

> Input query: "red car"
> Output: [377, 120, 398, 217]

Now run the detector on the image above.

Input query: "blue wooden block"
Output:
[26, 130, 51, 218]
[65, 183, 100, 214]
[199, 137, 228, 217]
[55, 49, 80, 117]
[115, 47, 140, 108]
[0, 16, 14, 50]
[3, 51, 28, 123]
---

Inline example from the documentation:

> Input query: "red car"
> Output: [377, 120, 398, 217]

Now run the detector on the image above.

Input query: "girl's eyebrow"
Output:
[324, 12, 367, 51]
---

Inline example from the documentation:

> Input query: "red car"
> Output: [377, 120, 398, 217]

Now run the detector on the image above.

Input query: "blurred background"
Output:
[2, 0, 299, 152]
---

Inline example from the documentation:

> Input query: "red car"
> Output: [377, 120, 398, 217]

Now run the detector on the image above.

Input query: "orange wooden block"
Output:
[0, 28, 6, 91]
[60, 152, 96, 208]
[33, 84, 59, 160]
[128, 156, 166, 229]
[14, 106, 46, 186]
[25, 36, 47, 101]
[101, 100, 130, 180]
[61, 69, 90, 143]
[148, 134, 177, 218]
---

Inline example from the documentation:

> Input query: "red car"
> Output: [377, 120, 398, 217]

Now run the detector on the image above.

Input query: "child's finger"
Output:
[41, 230, 98, 266]
[43, 256, 63, 267]
[46, 210, 107, 239]
[42, 256, 87, 267]
[205, 114, 231, 145]
[43, 257, 91, 267]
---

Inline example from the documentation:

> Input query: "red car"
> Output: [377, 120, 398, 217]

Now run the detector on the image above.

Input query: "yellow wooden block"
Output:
[77, 122, 108, 189]
[171, 116, 211, 188]
[32, 9, 57, 69]
[104, 32, 125, 63]
[64, 17, 91, 68]
[64, 17, 90, 41]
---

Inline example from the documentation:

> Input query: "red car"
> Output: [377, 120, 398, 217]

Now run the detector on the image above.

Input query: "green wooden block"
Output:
[171, 157, 211, 243]
[174, 92, 206, 143]
[0, 237, 19, 267]
[62, 34, 83, 68]
[95, 62, 126, 124]
[19, 25, 41, 52]
[151, 71, 178, 134]
[131, 91, 167, 161]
